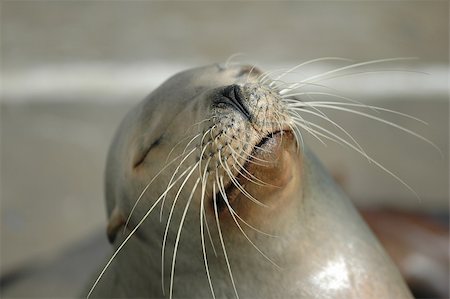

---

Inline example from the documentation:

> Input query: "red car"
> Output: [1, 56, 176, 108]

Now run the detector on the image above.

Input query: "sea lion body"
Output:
[89, 64, 412, 298]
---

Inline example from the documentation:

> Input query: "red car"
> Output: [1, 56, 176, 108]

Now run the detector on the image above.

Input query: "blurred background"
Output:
[1, 1, 448, 298]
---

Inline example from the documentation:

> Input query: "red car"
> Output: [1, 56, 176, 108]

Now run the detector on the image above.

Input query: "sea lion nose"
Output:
[220, 84, 252, 121]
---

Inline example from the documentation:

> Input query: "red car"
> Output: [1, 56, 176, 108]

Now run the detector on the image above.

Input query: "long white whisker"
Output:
[221, 130, 272, 155]
[166, 117, 213, 160]
[310, 69, 429, 85]
[304, 121, 421, 199]
[279, 57, 417, 94]
[199, 158, 216, 298]
[293, 100, 428, 124]
[282, 91, 375, 112]
[269, 57, 353, 86]
[160, 148, 197, 220]
[191, 117, 214, 130]
[199, 140, 213, 179]
[169, 178, 201, 299]
[308, 104, 441, 154]
[228, 148, 279, 188]
[87, 166, 193, 299]
[245, 65, 258, 84]
[228, 159, 267, 187]
[165, 134, 195, 164]
[165, 117, 214, 162]
[161, 162, 200, 294]
[217, 170, 277, 237]
[218, 176, 281, 269]
[258, 68, 287, 84]
[212, 180, 240, 299]
[272, 110, 288, 150]
[219, 151, 269, 208]
[229, 146, 272, 166]
[230, 206, 278, 238]
[288, 111, 327, 145]
[203, 207, 218, 256]
[288, 106, 369, 162]
[224, 53, 247, 68]
[292, 118, 341, 146]
[283, 119, 304, 152]
[125, 152, 184, 232]
[276, 79, 342, 93]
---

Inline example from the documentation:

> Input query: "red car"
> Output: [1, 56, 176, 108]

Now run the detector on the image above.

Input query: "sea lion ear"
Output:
[106, 207, 126, 244]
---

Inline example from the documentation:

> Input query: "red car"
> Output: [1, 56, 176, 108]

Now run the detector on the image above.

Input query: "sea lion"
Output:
[87, 62, 413, 298]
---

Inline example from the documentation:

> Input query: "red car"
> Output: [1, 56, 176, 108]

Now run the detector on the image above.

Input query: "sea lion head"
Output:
[105, 63, 302, 243]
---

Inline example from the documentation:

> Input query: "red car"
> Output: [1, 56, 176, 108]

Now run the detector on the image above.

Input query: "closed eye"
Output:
[133, 135, 163, 168]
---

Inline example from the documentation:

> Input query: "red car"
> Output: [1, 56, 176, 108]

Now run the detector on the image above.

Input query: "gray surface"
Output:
[1, 230, 109, 299]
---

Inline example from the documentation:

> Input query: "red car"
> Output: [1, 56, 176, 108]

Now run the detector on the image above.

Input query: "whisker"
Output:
[245, 65, 259, 84]
[161, 162, 200, 294]
[306, 104, 441, 155]
[279, 57, 418, 95]
[169, 177, 201, 299]
[218, 176, 281, 269]
[288, 111, 327, 146]
[309, 68, 429, 85]
[165, 133, 199, 164]
[287, 106, 369, 161]
[269, 57, 353, 86]
[276, 79, 342, 93]
[165, 118, 213, 163]
[226, 143, 272, 167]
[294, 100, 428, 124]
[282, 91, 374, 111]
[228, 158, 268, 187]
[181, 133, 203, 156]
[301, 120, 421, 200]
[221, 130, 273, 155]
[228, 204, 278, 238]
[223, 135, 273, 164]
[203, 207, 218, 256]
[87, 164, 195, 299]
[160, 148, 197, 220]
[219, 151, 269, 208]
[199, 140, 213, 179]
[216, 168, 278, 237]
[282, 118, 304, 153]
[224, 53, 247, 68]
[212, 180, 240, 299]
[191, 117, 214, 129]
[124, 152, 184, 233]
[258, 68, 287, 84]
[228, 147, 280, 188]
[272, 110, 287, 149]
[198, 153, 218, 256]
[199, 158, 216, 298]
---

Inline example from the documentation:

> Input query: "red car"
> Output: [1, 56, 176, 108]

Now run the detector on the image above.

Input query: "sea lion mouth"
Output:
[253, 130, 289, 152]
[215, 129, 294, 211]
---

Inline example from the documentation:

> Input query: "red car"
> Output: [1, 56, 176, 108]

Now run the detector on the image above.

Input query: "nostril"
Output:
[221, 85, 252, 120]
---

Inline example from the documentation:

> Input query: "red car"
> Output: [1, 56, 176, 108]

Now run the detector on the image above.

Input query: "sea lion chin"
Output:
[88, 63, 413, 299]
